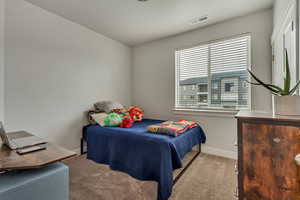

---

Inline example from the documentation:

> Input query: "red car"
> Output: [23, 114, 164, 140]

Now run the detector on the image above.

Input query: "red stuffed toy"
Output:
[120, 116, 133, 128]
[128, 107, 143, 122]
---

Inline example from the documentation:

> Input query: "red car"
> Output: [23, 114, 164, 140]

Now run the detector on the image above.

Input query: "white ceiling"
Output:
[25, 0, 274, 46]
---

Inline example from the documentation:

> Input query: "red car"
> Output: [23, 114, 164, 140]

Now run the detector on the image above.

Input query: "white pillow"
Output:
[94, 101, 124, 113]
[91, 113, 108, 126]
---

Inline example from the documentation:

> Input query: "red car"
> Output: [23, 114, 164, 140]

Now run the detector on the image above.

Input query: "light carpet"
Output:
[63, 152, 236, 200]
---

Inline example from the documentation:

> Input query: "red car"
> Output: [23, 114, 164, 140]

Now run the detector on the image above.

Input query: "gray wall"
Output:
[132, 9, 273, 158]
[4, 0, 132, 149]
[0, 0, 4, 122]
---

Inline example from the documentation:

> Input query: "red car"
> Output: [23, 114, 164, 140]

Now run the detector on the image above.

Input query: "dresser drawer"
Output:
[241, 122, 300, 200]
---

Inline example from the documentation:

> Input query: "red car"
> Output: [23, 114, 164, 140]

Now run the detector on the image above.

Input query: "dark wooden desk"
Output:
[0, 131, 77, 171]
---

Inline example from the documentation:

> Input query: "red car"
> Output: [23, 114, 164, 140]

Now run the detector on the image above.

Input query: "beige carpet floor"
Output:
[63, 152, 236, 200]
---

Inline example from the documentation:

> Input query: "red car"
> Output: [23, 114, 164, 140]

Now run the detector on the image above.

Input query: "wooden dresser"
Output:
[235, 111, 300, 200]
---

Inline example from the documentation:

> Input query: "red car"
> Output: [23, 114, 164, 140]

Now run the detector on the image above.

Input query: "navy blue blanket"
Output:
[84, 119, 206, 200]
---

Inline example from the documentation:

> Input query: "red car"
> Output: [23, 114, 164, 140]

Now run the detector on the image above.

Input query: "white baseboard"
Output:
[201, 145, 237, 160]
[72, 147, 81, 155]
[73, 145, 237, 160]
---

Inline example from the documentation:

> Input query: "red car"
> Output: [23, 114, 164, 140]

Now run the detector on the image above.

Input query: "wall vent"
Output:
[190, 15, 208, 25]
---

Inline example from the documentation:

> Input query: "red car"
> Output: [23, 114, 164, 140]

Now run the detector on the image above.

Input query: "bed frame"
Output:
[80, 130, 201, 185]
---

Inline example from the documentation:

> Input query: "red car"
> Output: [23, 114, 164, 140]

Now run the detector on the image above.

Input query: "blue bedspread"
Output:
[84, 119, 206, 200]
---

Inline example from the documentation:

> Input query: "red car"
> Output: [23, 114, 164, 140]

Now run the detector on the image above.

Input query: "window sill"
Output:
[173, 108, 240, 118]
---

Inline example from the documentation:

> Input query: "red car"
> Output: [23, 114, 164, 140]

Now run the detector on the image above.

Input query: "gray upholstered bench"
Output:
[0, 162, 69, 200]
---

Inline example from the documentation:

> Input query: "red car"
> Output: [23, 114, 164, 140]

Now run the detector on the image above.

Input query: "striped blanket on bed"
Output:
[147, 120, 198, 137]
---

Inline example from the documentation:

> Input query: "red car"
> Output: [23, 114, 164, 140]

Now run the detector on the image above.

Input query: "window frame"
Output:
[174, 33, 252, 112]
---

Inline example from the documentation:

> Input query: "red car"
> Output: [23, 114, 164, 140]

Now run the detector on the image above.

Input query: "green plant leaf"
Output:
[246, 80, 260, 85]
[247, 50, 296, 96]
[246, 80, 284, 93]
[271, 92, 281, 96]
[247, 69, 281, 94]
[265, 84, 284, 93]
[283, 49, 291, 94]
[288, 80, 300, 95]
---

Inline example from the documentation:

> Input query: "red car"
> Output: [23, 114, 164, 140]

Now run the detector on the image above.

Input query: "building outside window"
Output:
[242, 80, 248, 88]
[213, 94, 219, 100]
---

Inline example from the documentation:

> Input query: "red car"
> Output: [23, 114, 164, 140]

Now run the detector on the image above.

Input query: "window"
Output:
[225, 83, 234, 92]
[198, 84, 208, 93]
[212, 82, 218, 89]
[221, 78, 238, 102]
[175, 35, 251, 110]
[213, 94, 219, 100]
[198, 94, 208, 104]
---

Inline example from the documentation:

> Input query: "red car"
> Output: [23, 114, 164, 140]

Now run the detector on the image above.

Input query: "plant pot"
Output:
[272, 95, 300, 116]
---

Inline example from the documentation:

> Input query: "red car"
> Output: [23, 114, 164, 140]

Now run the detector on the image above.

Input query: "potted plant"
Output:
[248, 49, 300, 116]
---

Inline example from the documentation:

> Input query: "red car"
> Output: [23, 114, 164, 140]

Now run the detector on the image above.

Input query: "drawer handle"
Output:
[234, 163, 238, 174]
[273, 137, 281, 143]
[295, 154, 300, 166]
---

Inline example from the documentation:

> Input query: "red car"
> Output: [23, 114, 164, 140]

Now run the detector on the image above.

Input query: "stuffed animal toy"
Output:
[128, 106, 143, 122]
[104, 113, 123, 127]
[111, 109, 129, 118]
[120, 116, 133, 128]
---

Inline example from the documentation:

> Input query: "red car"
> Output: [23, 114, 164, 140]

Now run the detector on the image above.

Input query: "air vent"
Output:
[189, 15, 208, 25]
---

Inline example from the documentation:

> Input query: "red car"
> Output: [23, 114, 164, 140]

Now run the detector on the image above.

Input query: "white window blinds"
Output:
[177, 45, 209, 81]
[175, 35, 251, 110]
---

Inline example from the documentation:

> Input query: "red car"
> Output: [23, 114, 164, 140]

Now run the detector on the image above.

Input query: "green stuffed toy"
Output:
[104, 113, 123, 127]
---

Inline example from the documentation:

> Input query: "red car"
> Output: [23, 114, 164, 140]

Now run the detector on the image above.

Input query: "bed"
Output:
[81, 119, 206, 200]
